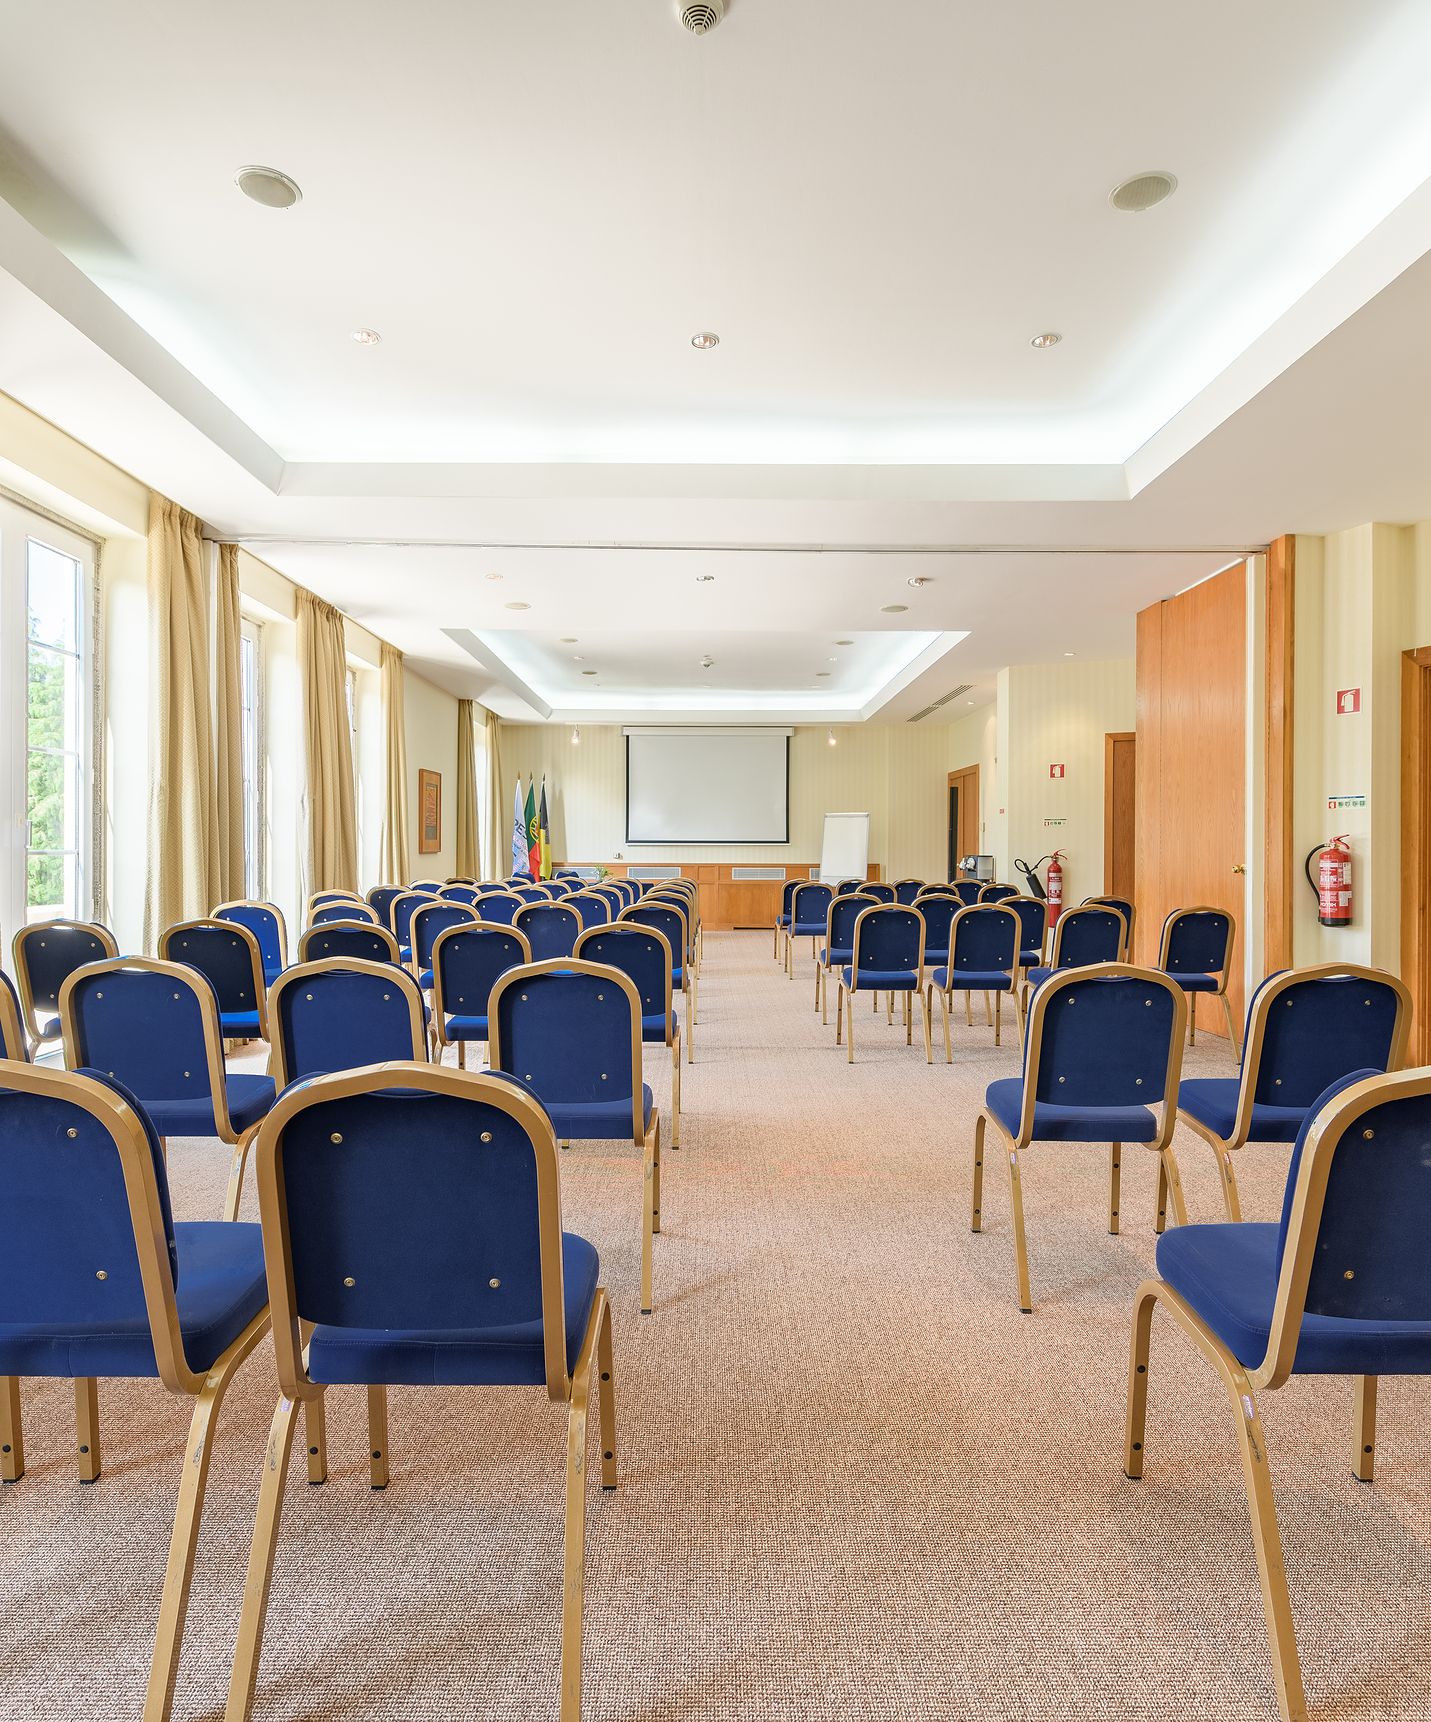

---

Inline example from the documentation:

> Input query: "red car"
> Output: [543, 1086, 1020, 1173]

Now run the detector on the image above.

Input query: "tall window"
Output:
[240, 617, 265, 901]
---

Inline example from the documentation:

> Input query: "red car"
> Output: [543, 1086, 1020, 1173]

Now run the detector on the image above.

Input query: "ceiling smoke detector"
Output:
[678, 0, 727, 33]
[1109, 171, 1178, 213]
[235, 166, 302, 208]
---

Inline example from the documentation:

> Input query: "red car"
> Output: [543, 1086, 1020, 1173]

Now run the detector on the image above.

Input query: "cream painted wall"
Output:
[404, 670, 458, 881]
[101, 535, 148, 951]
[947, 703, 997, 859]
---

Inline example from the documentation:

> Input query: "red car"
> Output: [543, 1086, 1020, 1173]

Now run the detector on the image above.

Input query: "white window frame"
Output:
[240, 615, 266, 901]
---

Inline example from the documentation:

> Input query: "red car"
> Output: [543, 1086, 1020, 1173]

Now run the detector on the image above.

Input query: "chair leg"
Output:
[964, 990, 972, 1027]
[941, 988, 952, 1064]
[367, 1386, 389, 1489]
[75, 1377, 100, 1482]
[686, 993, 694, 1063]
[994, 991, 1002, 1048]
[821, 967, 829, 1024]
[691, 972, 698, 1026]
[1209, 1141, 1243, 1223]
[641, 1117, 657, 1313]
[1353, 1375, 1378, 1482]
[305, 1392, 328, 1485]
[814, 962, 821, 1013]
[1220, 992, 1241, 1060]
[595, 1293, 617, 1491]
[905, 991, 912, 1046]
[1108, 1142, 1121, 1234]
[847, 993, 856, 1063]
[835, 983, 843, 1045]
[225, 1392, 304, 1722]
[1153, 1144, 1189, 1232]
[144, 1308, 271, 1722]
[773, 923, 778, 960]
[1189, 996, 1196, 1046]
[1, 1375, 23, 1481]
[671, 1033, 681, 1146]
[922, 989, 933, 1063]
[971, 1115, 985, 1231]
[457, 1041, 466, 1070]
[223, 1120, 262, 1223]
[651, 1113, 661, 1237]
[560, 1290, 609, 1722]
[1008, 1146, 1032, 1313]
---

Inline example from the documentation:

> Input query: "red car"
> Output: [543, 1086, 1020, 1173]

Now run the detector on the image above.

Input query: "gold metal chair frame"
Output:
[264, 957, 427, 1093]
[1124, 1067, 1431, 1722]
[1082, 895, 1136, 957]
[488, 958, 661, 1313]
[973, 962, 1188, 1312]
[619, 902, 697, 1045]
[304, 890, 363, 918]
[12, 917, 120, 1055]
[223, 1062, 615, 1722]
[575, 922, 682, 1146]
[296, 920, 402, 966]
[407, 878, 447, 891]
[925, 903, 1025, 1059]
[1017, 904, 1129, 1024]
[1158, 903, 1240, 1056]
[835, 905, 930, 1064]
[1175, 962, 1411, 1224]
[57, 954, 265, 1224]
[214, 899, 291, 973]
[306, 900, 380, 929]
[0, 1062, 271, 1722]
[387, 888, 442, 949]
[162, 918, 270, 1045]
[430, 921, 534, 1070]
[815, 893, 876, 1024]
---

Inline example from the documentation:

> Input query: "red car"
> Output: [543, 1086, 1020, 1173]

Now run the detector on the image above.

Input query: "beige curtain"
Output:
[298, 590, 358, 898]
[144, 493, 220, 949]
[213, 544, 244, 902]
[482, 707, 503, 881]
[456, 700, 480, 878]
[380, 642, 410, 884]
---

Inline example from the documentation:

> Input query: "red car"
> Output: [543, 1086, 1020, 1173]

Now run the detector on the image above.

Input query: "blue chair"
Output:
[490, 959, 661, 1312]
[577, 923, 682, 1145]
[0, 970, 29, 1060]
[474, 889, 522, 925]
[514, 901, 584, 962]
[298, 920, 401, 967]
[621, 903, 696, 1045]
[160, 918, 270, 1042]
[1124, 1066, 1431, 1719]
[432, 924, 533, 1068]
[911, 892, 960, 987]
[215, 900, 289, 988]
[543, 879, 575, 899]
[949, 881, 984, 907]
[508, 870, 535, 883]
[12, 919, 119, 1055]
[979, 882, 1019, 903]
[893, 879, 925, 905]
[774, 879, 800, 961]
[655, 884, 701, 971]
[410, 900, 478, 989]
[973, 965, 1187, 1311]
[267, 959, 427, 1087]
[1177, 963, 1410, 1226]
[649, 891, 699, 985]
[408, 878, 447, 892]
[0, 1063, 271, 1712]
[553, 867, 583, 879]
[1005, 895, 1049, 975]
[510, 885, 551, 905]
[390, 889, 440, 960]
[1022, 903, 1127, 1017]
[306, 891, 363, 921]
[834, 880, 866, 897]
[1158, 905, 1239, 1056]
[816, 892, 875, 1022]
[836, 905, 928, 1063]
[58, 956, 278, 1222]
[861, 882, 896, 905]
[566, 890, 612, 929]
[786, 882, 835, 977]
[309, 899, 379, 927]
[222, 1064, 616, 1722]
[365, 884, 405, 928]
[1083, 895, 1135, 957]
[928, 904, 1023, 1057]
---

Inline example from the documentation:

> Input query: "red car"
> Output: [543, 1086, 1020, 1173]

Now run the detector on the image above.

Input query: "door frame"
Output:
[947, 766, 980, 879]
[1103, 731, 1135, 896]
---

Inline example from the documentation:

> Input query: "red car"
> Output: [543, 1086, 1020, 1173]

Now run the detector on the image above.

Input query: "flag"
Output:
[511, 777, 527, 876]
[525, 778, 540, 876]
[538, 778, 551, 879]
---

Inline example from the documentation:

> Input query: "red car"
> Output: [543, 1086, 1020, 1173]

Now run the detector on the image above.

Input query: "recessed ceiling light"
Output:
[573, 655, 585, 661]
[696, 575, 715, 582]
[1030, 332, 1061, 349]
[235, 165, 301, 208]
[1110, 171, 1178, 213]
[582, 669, 597, 675]
[504, 602, 530, 610]
[835, 640, 853, 646]
[691, 331, 720, 350]
[1064, 651, 1075, 657]
[907, 576, 929, 588]
[351, 329, 381, 345]
[700, 656, 714, 669]
[816, 672, 831, 677]
[560, 636, 577, 641]
[881, 604, 908, 613]
[967, 700, 974, 704]
[486, 573, 503, 581]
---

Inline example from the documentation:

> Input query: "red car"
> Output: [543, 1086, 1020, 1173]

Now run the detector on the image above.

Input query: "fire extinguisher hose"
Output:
[1015, 856, 1052, 899]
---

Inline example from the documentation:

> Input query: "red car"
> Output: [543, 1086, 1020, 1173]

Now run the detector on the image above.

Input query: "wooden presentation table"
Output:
[561, 862, 883, 931]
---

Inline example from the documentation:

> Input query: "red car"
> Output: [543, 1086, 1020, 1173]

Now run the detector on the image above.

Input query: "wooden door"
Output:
[947, 766, 980, 881]
[1103, 733, 1135, 898]
[1136, 563, 1246, 1040]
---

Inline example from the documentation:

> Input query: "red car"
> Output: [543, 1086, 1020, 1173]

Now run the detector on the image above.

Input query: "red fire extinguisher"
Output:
[1046, 851, 1065, 927]
[1307, 837, 1352, 928]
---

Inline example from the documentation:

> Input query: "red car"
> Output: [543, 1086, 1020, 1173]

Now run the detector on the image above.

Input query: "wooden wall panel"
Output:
[1134, 605, 1163, 967]
[1264, 536, 1295, 972]
[1103, 733, 1135, 898]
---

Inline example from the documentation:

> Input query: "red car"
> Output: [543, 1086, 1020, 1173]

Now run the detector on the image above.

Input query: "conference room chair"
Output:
[590, 884, 626, 917]
[515, 900, 585, 962]
[12, 919, 119, 1057]
[58, 956, 278, 1223]
[223, 1064, 617, 1722]
[817, 892, 876, 1022]
[510, 884, 551, 905]
[305, 891, 362, 919]
[566, 889, 612, 928]
[911, 893, 959, 999]
[927, 904, 1023, 1059]
[786, 881, 835, 976]
[544, 879, 575, 898]
[267, 958, 427, 1087]
[610, 880, 640, 907]
[0, 1063, 271, 1720]
[309, 899, 380, 928]
[949, 880, 984, 907]
[444, 875, 479, 886]
[390, 888, 440, 960]
[661, 882, 702, 968]
[1176, 963, 1410, 1225]
[1123, 1066, 1431, 1722]
[0, 969, 29, 1059]
[410, 899, 479, 989]
[973, 966, 1186, 1312]
[366, 884, 405, 927]
[893, 879, 925, 905]
[834, 879, 865, 897]
[1005, 895, 1050, 977]
[474, 888, 522, 925]
[432, 922, 532, 1069]
[1083, 894, 1135, 957]
[297, 920, 402, 967]
[490, 959, 662, 1312]
[836, 904, 928, 1064]
[409, 877, 447, 892]
[979, 882, 1019, 903]
[160, 918, 270, 1043]
[215, 900, 288, 987]
[774, 879, 800, 960]
[1021, 903, 1128, 1018]
[553, 867, 582, 879]
[861, 882, 897, 905]
[576, 923, 682, 1145]
[508, 870, 535, 883]
[1157, 906, 1239, 1056]
[621, 902, 696, 1046]
[649, 890, 700, 983]
[438, 883, 483, 905]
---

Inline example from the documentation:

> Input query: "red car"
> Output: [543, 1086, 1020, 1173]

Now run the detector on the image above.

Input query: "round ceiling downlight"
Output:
[691, 331, 720, 350]
[1109, 172, 1178, 213]
[504, 602, 530, 611]
[679, 0, 727, 33]
[1030, 332, 1061, 349]
[235, 166, 302, 208]
[881, 604, 908, 613]
[351, 329, 381, 345]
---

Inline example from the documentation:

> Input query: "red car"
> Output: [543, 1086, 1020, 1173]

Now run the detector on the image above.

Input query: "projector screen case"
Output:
[624, 728, 791, 844]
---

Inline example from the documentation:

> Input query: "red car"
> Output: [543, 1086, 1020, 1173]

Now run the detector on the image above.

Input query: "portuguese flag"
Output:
[525, 778, 540, 877]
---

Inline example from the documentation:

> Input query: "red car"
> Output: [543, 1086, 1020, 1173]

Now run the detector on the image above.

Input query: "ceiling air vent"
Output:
[907, 684, 974, 723]
[1109, 172, 1177, 213]
[679, 0, 727, 33]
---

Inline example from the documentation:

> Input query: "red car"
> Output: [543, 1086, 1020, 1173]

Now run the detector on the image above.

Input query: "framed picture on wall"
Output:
[418, 768, 442, 854]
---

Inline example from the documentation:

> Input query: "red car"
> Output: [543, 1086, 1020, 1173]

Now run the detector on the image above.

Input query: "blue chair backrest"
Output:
[494, 971, 636, 1107]
[981, 883, 1019, 902]
[947, 906, 1018, 975]
[791, 883, 834, 926]
[1088, 894, 1133, 926]
[393, 892, 438, 945]
[438, 884, 483, 905]
[0, 1071, 176, 1330]
[1053, 907, 1124, 968]
[913, 894, 959, 951]
[160, 923, 261, 1019]
[474, 891, 520, 925]
[367, 886, 404, 925]
[437, 927, 530, 1018]
[509, 872, 535, 884]
[862, 883, 896, 904]
[311, 892, 359, 912]
[1032, 974, 1178, 1106]
[894, 882, 924, 905]
[311, 900, 376, 926]
[270, 1083, 548, 1331]
[625, 903, 687, 961]
[277, 970, 424, 1082]
[578, 928, 670, 1025]
[67, 969, 214, 1105]
[215, 903, 285, 976]
[827, 894, 873, 949]
[1163, 909, 1232, 977]
[514, 903, 583, 962]
[543, 880, 572, 898]
[15, 922, 114, 1019]
[566, 891, 611, 927]
[411, 902, 475, 971]
[1247, 973, 1403, 1109]
[950, 881, 983, 906]
[852, 907, 923, 977]
[510, 886, 548, 904]
[779, 880, 800, 917]
[1006, 897, 1047, 954]
[0, 971, 29, 1060]
[299, 923, 398, 966]
[835, 880, 864, 897]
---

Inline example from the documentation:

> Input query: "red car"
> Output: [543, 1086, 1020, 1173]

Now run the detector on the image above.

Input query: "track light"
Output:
[828, 728, 837, 746]
[571, 726, 580, 744]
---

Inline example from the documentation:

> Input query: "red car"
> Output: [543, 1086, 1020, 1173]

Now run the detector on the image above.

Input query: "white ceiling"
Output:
[0, 1, 1429, 720]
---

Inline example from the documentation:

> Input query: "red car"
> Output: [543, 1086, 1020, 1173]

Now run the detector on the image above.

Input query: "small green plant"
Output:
[595, 865, 611, 880]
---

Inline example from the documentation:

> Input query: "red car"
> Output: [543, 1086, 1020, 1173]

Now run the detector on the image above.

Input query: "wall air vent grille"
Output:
[629, 866, 685, 880]
[732, 867, 785, 880]
[907, 684, 974, 723]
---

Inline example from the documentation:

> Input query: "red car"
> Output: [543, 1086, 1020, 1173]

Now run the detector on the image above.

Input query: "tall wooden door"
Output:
[1136, 563, 1246, 1040]
[1104, 733, 1135, 898]
[947, 766, 980, 881]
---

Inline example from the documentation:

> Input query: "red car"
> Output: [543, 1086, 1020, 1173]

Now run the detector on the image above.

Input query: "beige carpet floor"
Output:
[2, 932, 1428, 1720]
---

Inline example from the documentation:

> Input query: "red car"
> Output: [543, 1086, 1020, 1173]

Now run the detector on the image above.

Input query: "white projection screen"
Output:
[625, 728, 790, 844]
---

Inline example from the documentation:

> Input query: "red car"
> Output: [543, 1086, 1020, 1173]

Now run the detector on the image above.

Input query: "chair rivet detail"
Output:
[1344, 1269, 1355, 1279]
[67, 1127, 77, 1138]
[174, 993, 180, 999]
[1135, 1079, 1142, 1085]
[489, 1278, 500, 1288]
[1059, 1076, 1065, 1082]
[96, 1270, 107, 1280]
[1363, 1128, 1374, 1138]
[344, 1277, 355, 1287]
[331, 1132, 343, 1143]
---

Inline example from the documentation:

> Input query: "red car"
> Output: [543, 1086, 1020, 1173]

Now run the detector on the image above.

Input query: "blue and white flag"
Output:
[511, 777, 527, 875]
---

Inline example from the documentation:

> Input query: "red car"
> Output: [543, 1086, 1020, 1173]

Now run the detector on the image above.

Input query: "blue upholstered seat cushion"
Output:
[932, 968, 1012, 993]
[306, 1232, 600, 1387]
[418, 968, 434, 989]
[1026, 967, 1055, 988]
[790, 921, 826, 937]
[544, 1084, 655, 1141]
[220, 1010, 263, 1037]
[443, 1013, 489, 1040]
[820, 946, 854, 965]
[1170, 972, 1219, 993]
[841, 967, 920, 991]
[0, 1219, 268, 1378]
[1155, 1222, 1431, 1373]
[923, 947, 948, 965]
[35, 1015, 62, 1042]
[641, 1012, 672, 1043]
[984, 1077, 1157, 1142]
[777, 915, 791, 930]
[1178, 1077, 1308, 1144]
[263, 963, 284, 986]
[1020, 949, 1042, 967]
[141, 1074, 276, 1137]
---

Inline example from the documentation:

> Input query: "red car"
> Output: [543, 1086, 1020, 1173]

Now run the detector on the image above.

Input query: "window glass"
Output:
[26, 538, 84, 921]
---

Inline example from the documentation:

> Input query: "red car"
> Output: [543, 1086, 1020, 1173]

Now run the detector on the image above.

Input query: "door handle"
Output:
[1232, 865, 1246, 874]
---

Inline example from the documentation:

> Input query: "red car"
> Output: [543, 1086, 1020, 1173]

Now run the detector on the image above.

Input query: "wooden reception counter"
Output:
[561, 862, 883, 931]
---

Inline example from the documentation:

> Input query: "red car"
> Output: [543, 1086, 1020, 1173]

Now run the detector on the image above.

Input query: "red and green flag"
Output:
[525, 778, 540, 877]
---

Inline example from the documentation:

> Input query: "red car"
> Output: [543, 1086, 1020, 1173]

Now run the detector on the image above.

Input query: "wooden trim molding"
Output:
[1402, 647, 1431, 1065]
[1103, 732, 1134, 897]
[1264, 536, 1295, 974]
